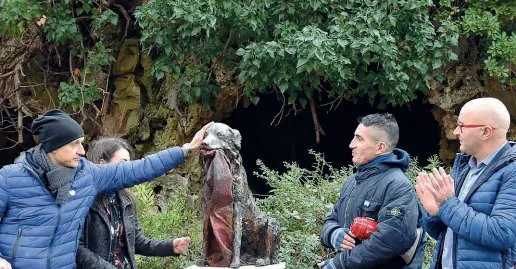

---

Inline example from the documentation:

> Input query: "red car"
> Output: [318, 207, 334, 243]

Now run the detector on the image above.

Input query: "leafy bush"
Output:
[132, 182, 203, 268]
[0, 0, 118, 110]
[453, 0, 516, 83]
[256, 150, 353, 269]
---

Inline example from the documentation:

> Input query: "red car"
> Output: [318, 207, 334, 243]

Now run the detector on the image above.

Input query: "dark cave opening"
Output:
[223, 94, 441, 195]
[0, 110, 36, 168]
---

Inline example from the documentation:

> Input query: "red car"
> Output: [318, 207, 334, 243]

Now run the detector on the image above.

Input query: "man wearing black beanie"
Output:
[32, 109, 85, 160]
[0, 109, 213, 269]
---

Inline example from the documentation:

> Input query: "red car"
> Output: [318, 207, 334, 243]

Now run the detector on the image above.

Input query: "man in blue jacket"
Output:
[417, 97, 516, 269]
[319, 113, 425, 269]
[0, 110, 211, 269]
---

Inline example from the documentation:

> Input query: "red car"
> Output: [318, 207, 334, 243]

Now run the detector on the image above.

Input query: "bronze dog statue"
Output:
[198, 123, 280, 268]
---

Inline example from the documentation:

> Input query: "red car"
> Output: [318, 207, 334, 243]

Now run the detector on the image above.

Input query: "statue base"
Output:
[184, 262, 286, 269]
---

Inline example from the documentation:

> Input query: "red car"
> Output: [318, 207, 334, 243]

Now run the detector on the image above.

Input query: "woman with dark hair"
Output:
[76, 137, 190, 269]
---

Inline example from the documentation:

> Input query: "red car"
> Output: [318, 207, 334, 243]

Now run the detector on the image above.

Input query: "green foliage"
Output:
[150, 58, 222, 107]
[484, 32, 516, 82]
[2, 0, 513, 108]
[85, 41, 116, 70]
[44, 3, 81, 44]
[0, 0, 42, 36]
[135, 0, 458, 109]
[256, 150, 353, 269]
[0, 0, 118, 42]
[180, 65, 222, 107]
[256, 151, 445, 269]
[1, 0, 119, 112]
[439, 0, 516, 82]
[91, 9, 118, 31]
[58, 81, 100, 111]
[131, 182, 157, 213]
[42, 0, 118, 44]
[57, 41, 114, 110]
[131, 182, 203, 268]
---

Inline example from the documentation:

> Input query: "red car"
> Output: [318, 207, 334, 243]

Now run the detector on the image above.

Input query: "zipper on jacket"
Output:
[74, 222, 82, 254]
[47, 205, 61, 269]
[343, 179, 357, 227]
[12, 227, 22, 259]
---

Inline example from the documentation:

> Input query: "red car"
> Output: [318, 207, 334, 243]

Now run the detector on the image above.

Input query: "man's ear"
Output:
[377, 141, 388, 154]
[481, 126, 495, 140]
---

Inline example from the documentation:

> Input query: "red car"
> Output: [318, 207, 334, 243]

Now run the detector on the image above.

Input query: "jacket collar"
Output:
[453, 142, 516, 202]
[91, 191, 132, 212]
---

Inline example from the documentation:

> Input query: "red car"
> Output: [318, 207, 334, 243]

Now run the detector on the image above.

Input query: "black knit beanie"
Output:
[31, 110, 84, 153]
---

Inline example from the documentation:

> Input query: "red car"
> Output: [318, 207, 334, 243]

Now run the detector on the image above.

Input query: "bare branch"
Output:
[270, 87, 286, 126]
[320, 96, 343, 111]
[98, 63, 112, 118]
[309, 90, 325, 144]
[0, 66, 19, 79]
[114, 3, 131, 42]
[69, 50, 79, 84]
[0, 141, 20, 151]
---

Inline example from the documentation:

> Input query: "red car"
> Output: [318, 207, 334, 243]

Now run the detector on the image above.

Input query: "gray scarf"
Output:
[32, 145, 76, 205]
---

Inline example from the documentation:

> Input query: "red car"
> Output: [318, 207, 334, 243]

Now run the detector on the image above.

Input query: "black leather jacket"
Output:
[76, 191, 178, 269]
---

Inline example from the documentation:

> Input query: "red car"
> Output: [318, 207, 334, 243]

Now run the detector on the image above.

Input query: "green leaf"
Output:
[310, 0, 321, 10]
[337, 39, 349, 48]
[278, 82, 289, 93]
[285, 47, 297, 55]
[448, 52, 458, 61]
[155, 35, 163, 45]
[83, 3, 91, 13]
[252, 59, 261, 68]
[389, 15, 397, 26]
[192, 86, 201, 96]
[155, 71, 164, 80]
[250, 96, 260, 105]
[313, 38, 322, 47]
[432, 59, 443, 69]
[165, 45, 172, 55]
[110, 15, 118, 25]
[296, 58, 308, 68]
[288, 95, 296, 105]
[236, 48, 246, 56]
[299, 98, 307, 108]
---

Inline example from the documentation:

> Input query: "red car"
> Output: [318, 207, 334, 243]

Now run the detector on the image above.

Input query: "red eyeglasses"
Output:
[458, 124, 496, 133]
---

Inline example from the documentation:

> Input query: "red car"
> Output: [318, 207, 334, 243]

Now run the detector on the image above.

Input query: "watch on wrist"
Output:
[184, 144, 193, 157]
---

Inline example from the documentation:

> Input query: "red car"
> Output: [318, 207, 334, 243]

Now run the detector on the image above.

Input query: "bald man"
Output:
[416, 97, 516, 269]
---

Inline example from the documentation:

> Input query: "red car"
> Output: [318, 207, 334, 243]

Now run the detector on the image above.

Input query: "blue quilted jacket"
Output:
[0, 147, 184, 269]
[423, 142, 516, 269]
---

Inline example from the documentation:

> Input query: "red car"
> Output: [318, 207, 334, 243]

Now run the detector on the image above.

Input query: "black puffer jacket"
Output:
[76, 191, 178, 269]
[320, 149, 423, 269]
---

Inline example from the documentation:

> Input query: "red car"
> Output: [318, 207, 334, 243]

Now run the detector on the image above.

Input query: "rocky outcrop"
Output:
[102, 39, 141, 135]
[429, 64, 516, 163]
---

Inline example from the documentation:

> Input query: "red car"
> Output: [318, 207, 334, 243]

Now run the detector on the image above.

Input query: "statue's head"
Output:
[201, 122, 241, 152]
[199, 123, 243, 192]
